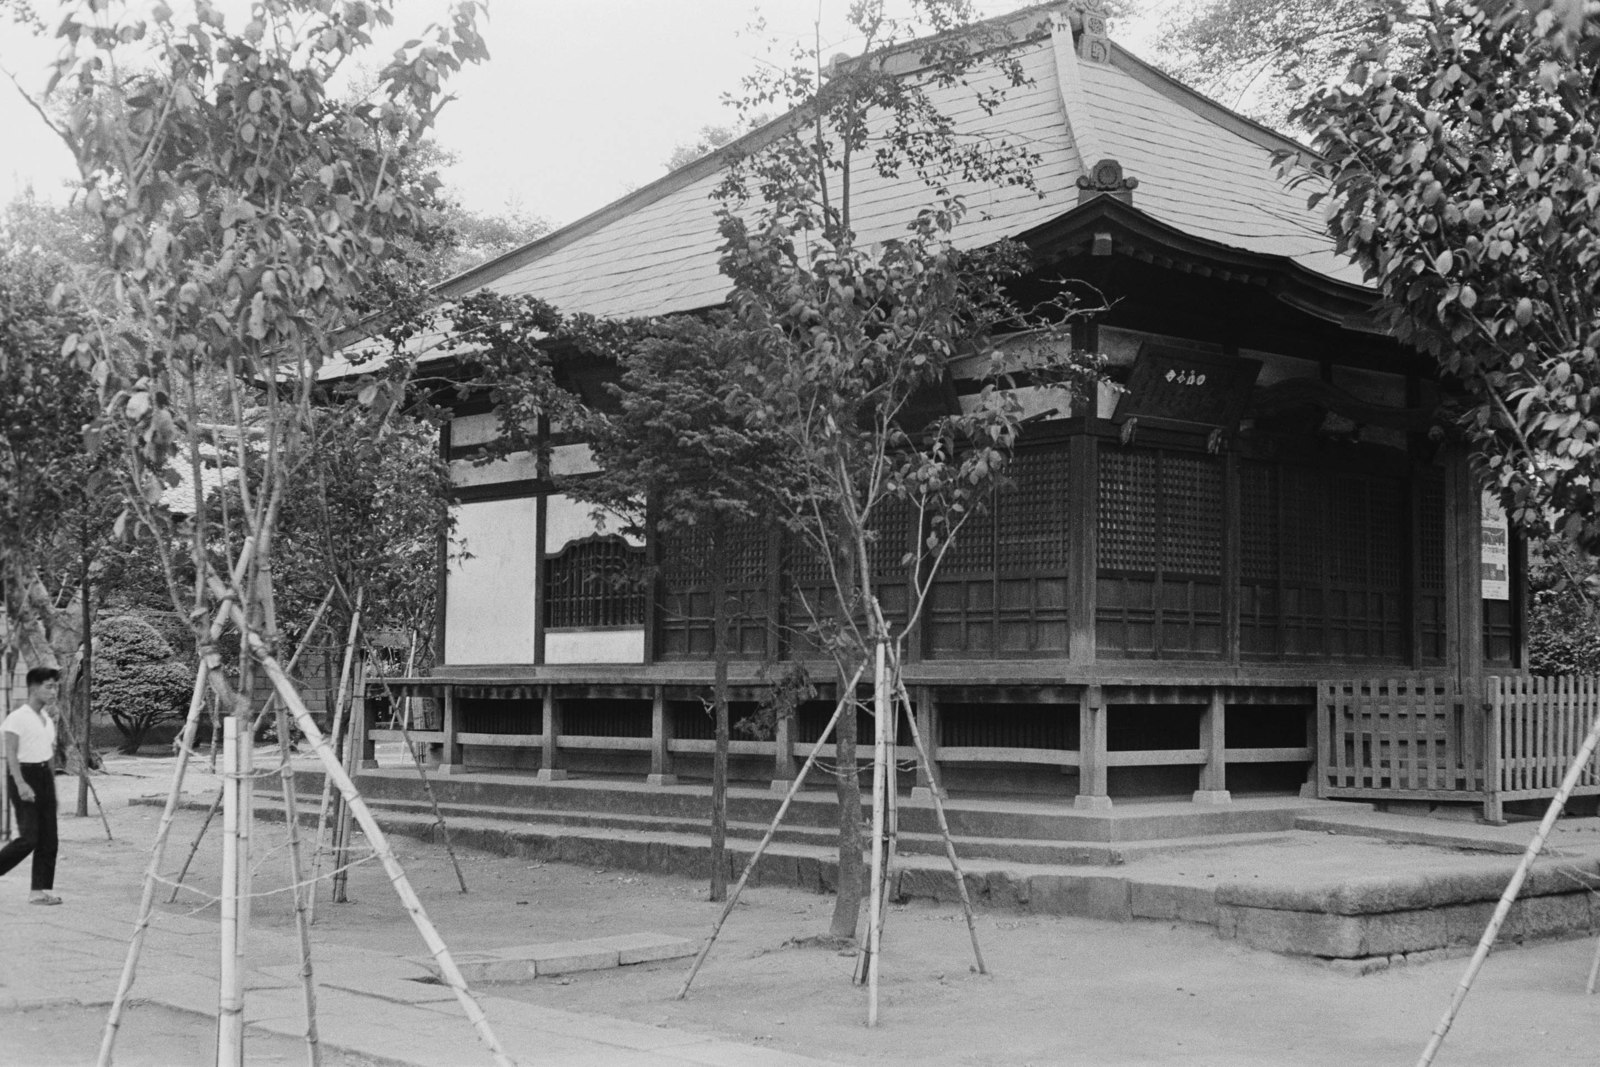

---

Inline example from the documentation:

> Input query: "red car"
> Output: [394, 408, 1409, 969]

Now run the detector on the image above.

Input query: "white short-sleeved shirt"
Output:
[2, 704, 57, 764]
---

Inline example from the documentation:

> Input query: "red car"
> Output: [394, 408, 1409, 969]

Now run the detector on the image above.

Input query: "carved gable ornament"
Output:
[1077, 158, 1138, 205]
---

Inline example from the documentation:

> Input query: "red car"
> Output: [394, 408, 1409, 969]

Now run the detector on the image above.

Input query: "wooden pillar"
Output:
[911, 687, 943, 799]
[439, 687, 466, 775]
[771, 700, 797, 793]
[355, 662, 377, 770]
[1067, 434, 1098, 669]
[537, 687, 567, 781]
[1075, 685, 1111, 810]
[647, 686, 677, 785]
[1299, 702, 1321, 799]
[1193, 688, 1230, 804]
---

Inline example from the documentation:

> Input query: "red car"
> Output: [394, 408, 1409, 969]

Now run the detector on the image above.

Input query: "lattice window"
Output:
[658, 526, 711, 589]
[997, 447, 1071, 572]
[1238, 462, 1278, 584]
[1417, 470, 1446, 592]
[868, 496, 913, 577]
[658, 519, 773, 660]
[1161, 454, 1223, 577]
[544, 537, 645, 628]
[1097, 449, 1159, 572]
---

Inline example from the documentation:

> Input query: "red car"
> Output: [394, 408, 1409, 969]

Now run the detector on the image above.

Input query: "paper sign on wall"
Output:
[1480, 490, 1510, 601]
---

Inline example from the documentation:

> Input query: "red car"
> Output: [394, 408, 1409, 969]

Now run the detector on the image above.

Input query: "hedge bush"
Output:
[91, 615, 193, 754]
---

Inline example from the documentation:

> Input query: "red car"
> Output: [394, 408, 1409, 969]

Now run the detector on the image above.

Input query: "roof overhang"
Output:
[1015, 194, 1386, 336]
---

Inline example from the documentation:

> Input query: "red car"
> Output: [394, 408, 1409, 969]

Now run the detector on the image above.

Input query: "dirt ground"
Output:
[34, 753, 1600, 1066]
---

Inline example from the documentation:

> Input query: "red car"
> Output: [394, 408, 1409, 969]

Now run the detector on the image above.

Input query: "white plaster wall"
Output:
[444, 497, 540, 664]
[450, 452, 539, 487]
[544, 629, 646, 664]
[450, 412, 500, 448]
[550, 442, 598, 476]
[545, 493, 641, 552]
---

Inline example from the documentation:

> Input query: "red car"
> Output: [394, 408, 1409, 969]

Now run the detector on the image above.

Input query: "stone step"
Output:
[295, 768, 1323, 844]
[414, 932, 697, 984]
[309, 791, 1297, 867]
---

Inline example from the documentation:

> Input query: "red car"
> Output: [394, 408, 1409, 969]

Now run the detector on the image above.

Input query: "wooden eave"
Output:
[1016, 194, 1385, 336]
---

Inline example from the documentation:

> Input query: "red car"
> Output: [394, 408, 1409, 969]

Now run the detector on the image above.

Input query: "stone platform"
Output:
[223, 765, 1600, 969]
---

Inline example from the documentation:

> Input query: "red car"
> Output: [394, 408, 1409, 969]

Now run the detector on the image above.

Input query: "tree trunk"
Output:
[829, 545, 864, 941]
[709, 520, 730, 902]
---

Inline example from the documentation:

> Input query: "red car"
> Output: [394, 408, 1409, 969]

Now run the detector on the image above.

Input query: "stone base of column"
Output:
[1191, 789, 1232, 805]
[645, 773, 679, 787]
[770, 777, 796, 794]
[1299, 781, 1319, 799]
[535, 768, 568, 782]
[439, 763, 472, 776]
[357, 759, 380, 770]
[1073, 794, 1113, 811]
[910, 785, 946, 801]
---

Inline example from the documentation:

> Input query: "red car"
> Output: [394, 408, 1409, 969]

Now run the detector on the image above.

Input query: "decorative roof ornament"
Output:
[1066, 1, 1111, 64]
[1077, 158, 1138, 205]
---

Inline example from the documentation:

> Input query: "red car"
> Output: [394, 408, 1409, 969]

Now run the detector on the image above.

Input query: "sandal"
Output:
[28, 893, 62, 906]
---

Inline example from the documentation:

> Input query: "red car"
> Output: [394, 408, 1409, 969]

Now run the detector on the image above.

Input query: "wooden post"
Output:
[355, 658, 377, 770]
[537, 687, 566, 781]
[911, 687, 942, 799]
[771, 694, 797, 793]
[1300, 701, 1321, 799]
[647, 686, 676, 785]
[1194, 688, 1230, 804]
[1075, 684, 1111, 810]
[439, 687, 466, 775]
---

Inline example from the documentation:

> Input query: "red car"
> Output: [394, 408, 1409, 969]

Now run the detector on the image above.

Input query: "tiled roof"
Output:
[421, 6, 1362, 328]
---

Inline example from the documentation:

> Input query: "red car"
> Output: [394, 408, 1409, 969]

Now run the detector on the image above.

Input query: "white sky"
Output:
[0, 1, 1170, 229]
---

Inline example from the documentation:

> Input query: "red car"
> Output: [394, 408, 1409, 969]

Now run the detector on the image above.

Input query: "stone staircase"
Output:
[222, 766, 1600, 966]
[270, 767, 1315, 893]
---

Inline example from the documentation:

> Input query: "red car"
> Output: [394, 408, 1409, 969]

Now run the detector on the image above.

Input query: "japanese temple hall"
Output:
[352, 2, 1529, 811]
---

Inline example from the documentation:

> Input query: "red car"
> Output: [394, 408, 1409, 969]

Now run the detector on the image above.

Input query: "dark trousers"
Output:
[0, 763, 58, 891]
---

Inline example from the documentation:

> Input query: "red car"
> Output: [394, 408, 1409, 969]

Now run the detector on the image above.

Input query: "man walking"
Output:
[1, 667, 62, 904]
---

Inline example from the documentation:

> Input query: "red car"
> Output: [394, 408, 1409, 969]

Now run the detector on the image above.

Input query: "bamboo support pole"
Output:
[167, 591, 334, 905]
[865, 639, 888, 1024]
[217, 715, 244, 1066]
[382, 675, 468, 893]
[166, 789, 221, 904]
[1587, 928, 1600, 996]
[276, 699, 322, 1067]
[55, 712, 112, 840]
[676, 664, 866, 1001]
[896, 676, 987, 976]
[1417, 703, 1600, 1067]
[310, 593, 362, 923]
[99, 550, 248, 1067]
[97, 655, 213, 1067]
[331, 656, 364, 903]
[220, 594, 515, 1067]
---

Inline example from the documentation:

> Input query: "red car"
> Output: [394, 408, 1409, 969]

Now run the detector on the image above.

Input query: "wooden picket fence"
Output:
[1317, 675, 1600, 822]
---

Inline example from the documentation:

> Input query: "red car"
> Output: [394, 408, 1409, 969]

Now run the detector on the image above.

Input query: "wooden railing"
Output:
[1317, 674, 1600, 821]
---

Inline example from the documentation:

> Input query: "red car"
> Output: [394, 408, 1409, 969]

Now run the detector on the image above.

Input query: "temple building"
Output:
[358, 2, 1538, 814]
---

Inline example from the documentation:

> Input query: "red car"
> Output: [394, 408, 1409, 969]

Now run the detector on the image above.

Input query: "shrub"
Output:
[92, 615, 193, 754]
